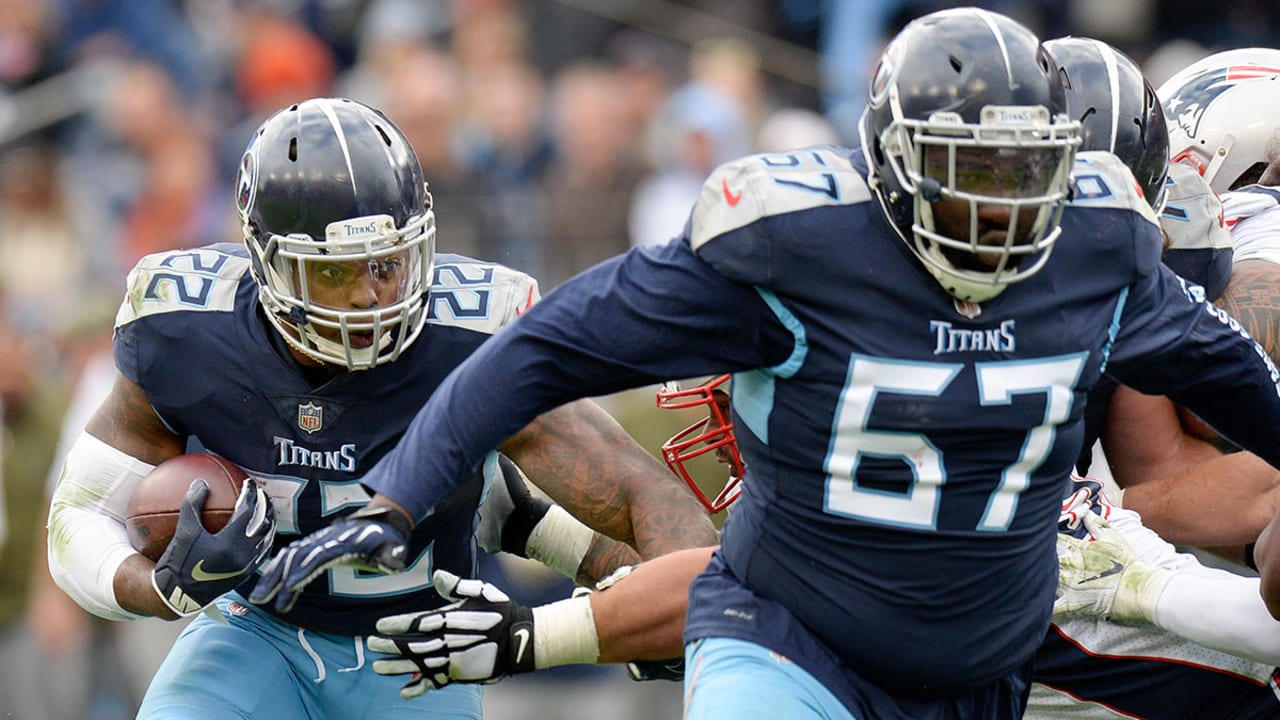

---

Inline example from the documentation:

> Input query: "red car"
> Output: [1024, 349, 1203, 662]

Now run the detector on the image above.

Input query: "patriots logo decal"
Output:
[1164, 65, 1280, 141]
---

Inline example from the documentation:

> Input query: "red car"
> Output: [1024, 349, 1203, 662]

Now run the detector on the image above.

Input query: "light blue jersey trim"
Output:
[733, 289, 808, 443]
[1098, 286, 1129, 374]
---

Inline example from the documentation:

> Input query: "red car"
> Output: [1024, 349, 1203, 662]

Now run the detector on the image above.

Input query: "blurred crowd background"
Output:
[0, 1, 1276, 718]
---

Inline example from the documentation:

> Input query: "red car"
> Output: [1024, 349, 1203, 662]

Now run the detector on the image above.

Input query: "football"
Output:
[125, 453, 249, 562]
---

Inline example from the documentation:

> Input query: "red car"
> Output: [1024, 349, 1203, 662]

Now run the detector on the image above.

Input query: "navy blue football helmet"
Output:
[1045, 37, 1169, 211]
[859, 8, 1081, 302]
[236, 98, 435, 370]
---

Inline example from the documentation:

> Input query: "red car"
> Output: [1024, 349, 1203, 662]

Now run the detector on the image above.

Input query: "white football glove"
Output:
[368, 570, 597, 699]
[1055, 511, 1172, 624]
[368, 570, 535, 698]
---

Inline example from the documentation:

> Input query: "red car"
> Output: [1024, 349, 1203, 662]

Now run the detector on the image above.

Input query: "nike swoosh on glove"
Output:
[1055, 511, 1172, 624]
[153, 478, 276, 617]
[367, 570, 535, 699]
[248, 503, 410, 613]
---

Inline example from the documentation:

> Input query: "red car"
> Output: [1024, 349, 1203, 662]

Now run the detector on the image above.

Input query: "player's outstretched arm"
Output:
[367, 546, 714, 698]
[1060, 510, 1280, 665]
[1120, 450, 1280, 553]
[1100, 386, 1280, 552]
[589, 545, 711, 663]
[500, 399, 718, 582]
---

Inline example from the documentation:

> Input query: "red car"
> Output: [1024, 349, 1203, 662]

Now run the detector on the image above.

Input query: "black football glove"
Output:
[367, 570, 536, 698]
[152, 478, 275, 616]
[626, 657, 685, 682]
[477, 454, 552, 557]
[249, 503, 411, 613]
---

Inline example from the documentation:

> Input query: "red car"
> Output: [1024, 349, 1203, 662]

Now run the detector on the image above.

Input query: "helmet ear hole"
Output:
[1232, 161, 1269, 190]
[871, 135, 886, 166]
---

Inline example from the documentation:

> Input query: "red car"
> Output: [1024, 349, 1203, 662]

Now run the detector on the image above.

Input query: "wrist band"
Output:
[526, 505, 595, 579]
[531, 595, 599, 668]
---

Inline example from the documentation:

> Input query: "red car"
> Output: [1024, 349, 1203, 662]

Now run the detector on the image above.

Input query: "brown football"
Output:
[125, 453, 248, 562]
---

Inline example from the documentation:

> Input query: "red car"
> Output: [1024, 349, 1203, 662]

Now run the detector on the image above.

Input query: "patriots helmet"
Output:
[859, 8, 1081, 302]
[236, 98, 435, 370]
[656, 375, 743, 514]
[1045, 37, 1169, 211]
[1157, 48, 1280, 192]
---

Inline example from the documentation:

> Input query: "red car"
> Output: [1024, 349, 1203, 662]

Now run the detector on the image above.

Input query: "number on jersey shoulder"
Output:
[691, 148, 871, 251]
[117, 248, 249, 326]
[426, 260, 540, 335]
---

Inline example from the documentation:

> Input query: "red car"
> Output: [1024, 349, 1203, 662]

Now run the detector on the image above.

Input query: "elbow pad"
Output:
[47, 433, 155, 621]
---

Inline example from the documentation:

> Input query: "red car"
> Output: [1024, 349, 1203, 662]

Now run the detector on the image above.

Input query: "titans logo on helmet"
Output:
[868, 38, 902, 109]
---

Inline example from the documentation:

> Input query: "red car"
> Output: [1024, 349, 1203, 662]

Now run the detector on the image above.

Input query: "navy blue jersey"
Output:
[113, 243, 539, 634]
[364, 148, 1280, 698]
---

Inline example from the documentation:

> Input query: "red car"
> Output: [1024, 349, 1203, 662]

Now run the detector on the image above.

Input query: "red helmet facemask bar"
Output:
[656, 374, 744, 513]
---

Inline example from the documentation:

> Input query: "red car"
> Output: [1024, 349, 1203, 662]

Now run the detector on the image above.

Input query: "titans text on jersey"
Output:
[113, 243, 539, 634]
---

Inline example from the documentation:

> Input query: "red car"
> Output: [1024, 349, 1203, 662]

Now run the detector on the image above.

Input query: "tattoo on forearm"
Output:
[578, 537, 641, 586]
[508, 403, 718, 561]
[1220, 261, 1280, 364]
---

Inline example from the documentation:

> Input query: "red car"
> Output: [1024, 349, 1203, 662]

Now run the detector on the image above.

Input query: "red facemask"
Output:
[656, 374, 744, 513]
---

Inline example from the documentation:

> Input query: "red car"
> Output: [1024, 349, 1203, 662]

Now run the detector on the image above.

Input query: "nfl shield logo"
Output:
[298, 402, 323, 434]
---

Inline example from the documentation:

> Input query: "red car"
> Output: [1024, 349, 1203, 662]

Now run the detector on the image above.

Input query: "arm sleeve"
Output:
[1105, 264, 1280, 469]
[1153, 570, 1280, 667]
[1105, 501, 1280, 666]
[363, 240, 793, 521]
[46, 433, 155, 621]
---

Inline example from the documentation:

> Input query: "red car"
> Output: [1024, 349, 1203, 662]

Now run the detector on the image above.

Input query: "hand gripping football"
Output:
[125, 453, 249, 562]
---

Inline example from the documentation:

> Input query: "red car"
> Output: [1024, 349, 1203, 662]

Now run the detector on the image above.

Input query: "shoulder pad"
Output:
[691, 147, 871, 252]
[427, 257, 540, 335]
[1069, 151, 1159, 225]
[115, 247, 250, 328]
[1162, 162, 1232, 252]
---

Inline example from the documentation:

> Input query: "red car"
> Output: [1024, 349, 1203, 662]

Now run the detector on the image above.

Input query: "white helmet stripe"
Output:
[315, 99, 358, 196]
[975, 8, 1016, 87]
[1091, 38, 1124, 154]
